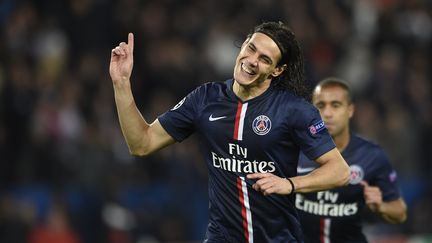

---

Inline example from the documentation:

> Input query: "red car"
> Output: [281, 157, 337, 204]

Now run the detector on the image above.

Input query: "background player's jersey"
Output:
[158, 79, 335, 243]
[296, 133, 401, 243]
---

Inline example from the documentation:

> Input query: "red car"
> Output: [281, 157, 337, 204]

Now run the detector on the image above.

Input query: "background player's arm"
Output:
[361, 181, 407, 224]
[110, 33, 176, 156]
[376, 198, 407, 224]
[248, 148, 349, 195]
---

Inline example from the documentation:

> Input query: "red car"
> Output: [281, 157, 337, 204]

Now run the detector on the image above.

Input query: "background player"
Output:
[110, 22, 350, 242]
[296, 77, 407, 242]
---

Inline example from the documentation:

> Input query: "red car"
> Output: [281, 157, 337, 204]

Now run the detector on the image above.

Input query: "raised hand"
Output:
[110, 33, 134, 86]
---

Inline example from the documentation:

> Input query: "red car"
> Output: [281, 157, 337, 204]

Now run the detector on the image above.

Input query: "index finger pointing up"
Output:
[128, 32, 134, 52]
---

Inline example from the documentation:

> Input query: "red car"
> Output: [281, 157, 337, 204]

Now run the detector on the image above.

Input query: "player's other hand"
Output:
[247, 173, 294, 196]
[110, 33, 134, 86]
[360, 180, 383, 212]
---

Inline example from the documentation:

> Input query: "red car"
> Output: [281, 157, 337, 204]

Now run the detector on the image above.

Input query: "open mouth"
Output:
[241, 63, 256, 75]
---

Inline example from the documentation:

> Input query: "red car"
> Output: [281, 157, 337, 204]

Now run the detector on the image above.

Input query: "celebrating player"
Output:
[109, 22, 350, 242]
[296, 77, 407, 243]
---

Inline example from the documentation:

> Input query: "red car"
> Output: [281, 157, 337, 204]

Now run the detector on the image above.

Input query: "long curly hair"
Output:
[250, 21, 311, 101]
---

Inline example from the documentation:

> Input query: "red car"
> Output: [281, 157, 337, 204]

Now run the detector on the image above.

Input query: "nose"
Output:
[320, 106, 333, 118]
[246, 53, 259, 67]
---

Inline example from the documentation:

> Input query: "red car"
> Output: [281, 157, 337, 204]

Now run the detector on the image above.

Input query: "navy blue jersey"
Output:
[296, 133, 401, 243]
[158, 79, 335, 243]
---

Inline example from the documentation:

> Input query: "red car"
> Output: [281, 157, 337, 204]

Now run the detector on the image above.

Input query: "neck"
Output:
[332, 128, 351, 152]
[233, 79, 271, 101]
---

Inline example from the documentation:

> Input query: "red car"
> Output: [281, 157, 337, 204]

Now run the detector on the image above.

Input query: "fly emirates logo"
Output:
[296, 191, 358, 217]
[211, 143, 276, 173]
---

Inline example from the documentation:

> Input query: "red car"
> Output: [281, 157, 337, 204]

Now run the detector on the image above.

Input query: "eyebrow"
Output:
[331, 100, 343, 104]
[314, 100, 344, 106]
[249, 42, 273, 64]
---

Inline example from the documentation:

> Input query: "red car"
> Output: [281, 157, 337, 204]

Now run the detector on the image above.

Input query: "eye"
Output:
[315, 103, 324, 109]
[332, 103, 341, 108]
[260, 57, 272, 65]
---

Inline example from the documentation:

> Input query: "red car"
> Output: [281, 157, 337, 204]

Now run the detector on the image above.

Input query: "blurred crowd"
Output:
[0, 0, 432, 242]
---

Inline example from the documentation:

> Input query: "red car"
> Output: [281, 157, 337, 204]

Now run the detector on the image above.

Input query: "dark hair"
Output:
[251, 21, 310, 101]
[315, 77, 354, 104]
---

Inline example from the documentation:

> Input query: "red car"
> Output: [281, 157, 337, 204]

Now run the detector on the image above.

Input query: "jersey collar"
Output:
[226, 79, 274, 103]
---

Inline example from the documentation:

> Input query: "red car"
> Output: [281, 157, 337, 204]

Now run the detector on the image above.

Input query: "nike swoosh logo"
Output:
[209, 114, 227, 121]
[297, 166, 316, 174]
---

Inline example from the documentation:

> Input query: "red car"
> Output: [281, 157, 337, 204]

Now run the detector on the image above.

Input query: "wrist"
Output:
[286, 178, 296, 194]
[114, 83, 135, 107]
[375, 202, 386, 214]
[113, 78, 131, 89]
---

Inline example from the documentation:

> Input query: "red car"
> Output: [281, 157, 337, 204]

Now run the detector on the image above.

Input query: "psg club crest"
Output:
[349, 165, 364, 185]
[252, 115, 272, 135]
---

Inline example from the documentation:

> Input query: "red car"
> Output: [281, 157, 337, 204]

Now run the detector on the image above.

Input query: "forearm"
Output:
[114, 82, 150, 155]
[377, 199, 407, 224]
[293, 163, 348, 193]
[292, 149, 350, 193]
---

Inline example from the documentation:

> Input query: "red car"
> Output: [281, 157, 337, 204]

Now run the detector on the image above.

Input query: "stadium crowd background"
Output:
[0, 0, 431, 242]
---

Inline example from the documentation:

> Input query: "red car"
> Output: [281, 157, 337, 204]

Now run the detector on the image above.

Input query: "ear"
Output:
[271, 64, 287, 78]
[348, 103, 354, 118]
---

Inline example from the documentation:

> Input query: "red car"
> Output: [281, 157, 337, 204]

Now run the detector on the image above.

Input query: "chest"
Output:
[196, 99, 292, 148]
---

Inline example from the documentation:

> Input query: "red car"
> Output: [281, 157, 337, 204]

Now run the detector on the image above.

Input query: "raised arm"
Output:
[248, 148, 349, 195]
[109, 33, 175, 156]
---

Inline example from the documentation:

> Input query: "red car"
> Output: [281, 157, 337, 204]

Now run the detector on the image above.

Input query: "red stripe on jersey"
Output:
[320, 218, 330, 243]
[233, 102, 242, 140]
[320, 218, 325, 243]
[237, 177, 249, 243]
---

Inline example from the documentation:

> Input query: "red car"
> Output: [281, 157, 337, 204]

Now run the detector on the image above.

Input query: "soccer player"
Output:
[109, 22, 350, 243]
[296, 77, 407, 243]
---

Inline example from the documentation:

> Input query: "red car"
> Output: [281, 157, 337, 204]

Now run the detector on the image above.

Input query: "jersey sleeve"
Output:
[158, 86, 202, 142]
[291, 101, 336, 160]
[369, 149, 401, 201]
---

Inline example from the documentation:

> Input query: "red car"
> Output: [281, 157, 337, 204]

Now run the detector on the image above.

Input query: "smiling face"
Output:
[313, 85, 354, 138]
[233, 33, 286, 89]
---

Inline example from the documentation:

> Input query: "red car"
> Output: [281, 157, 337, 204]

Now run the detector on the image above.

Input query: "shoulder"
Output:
[350, 135, 400, 187]
[274, 90, 320, 124]
[191, 80, 229, 97]
[351, 134, 390, 164]
[275, 89, 307, 102]
[199, 80, 226, 89]
[273, 90, 315, 111]
[351, 134, 384, 153]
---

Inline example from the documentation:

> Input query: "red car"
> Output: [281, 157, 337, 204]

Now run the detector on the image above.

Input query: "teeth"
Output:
[242, 63, 254, 75]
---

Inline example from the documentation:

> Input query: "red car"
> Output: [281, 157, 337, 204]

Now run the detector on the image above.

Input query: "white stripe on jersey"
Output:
[240, 176, 253, 243]
[237, 103, 248, 141]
